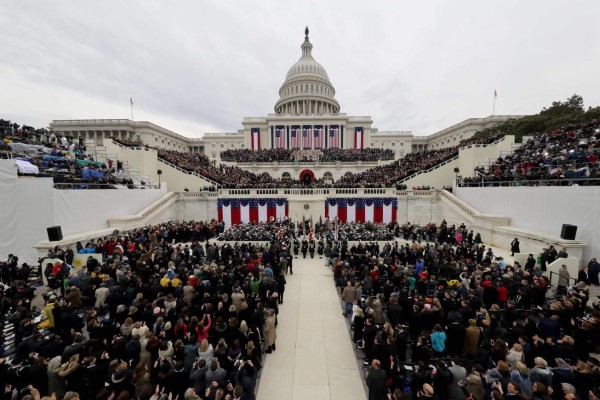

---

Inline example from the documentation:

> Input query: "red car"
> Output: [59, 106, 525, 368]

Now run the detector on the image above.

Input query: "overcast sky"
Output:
[2, 1, 599, 138]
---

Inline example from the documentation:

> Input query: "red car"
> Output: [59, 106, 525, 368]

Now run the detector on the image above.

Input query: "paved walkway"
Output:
[257, 256, 366, 400]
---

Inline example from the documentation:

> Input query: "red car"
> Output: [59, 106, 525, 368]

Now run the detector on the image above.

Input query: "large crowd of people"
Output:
[335, 148, 458, 188]
[1, 214, 600, 400]
[219, 149, 293, 163]
[328, 219, 600, 400]
[219, 148, 394, 163]
[0, 220, 293, 400]
[320, 148, 395, 162]
[111, 128, 509, 189]
[217, 222, 292, 242]
[461, 121, 600, 187]
[0, 120, 140, 189]
[154, 145, 451, 189]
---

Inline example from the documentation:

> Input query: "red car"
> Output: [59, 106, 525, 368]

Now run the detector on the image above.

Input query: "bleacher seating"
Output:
[461, 121, 600, 187]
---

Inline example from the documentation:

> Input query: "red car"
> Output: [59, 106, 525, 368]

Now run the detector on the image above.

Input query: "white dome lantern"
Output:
[274, 27, 340, 116]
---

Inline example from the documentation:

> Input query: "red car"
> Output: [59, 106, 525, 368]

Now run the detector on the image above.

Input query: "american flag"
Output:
[275, 127, 285, 149]
[329, 127, 340, 148]
[314, 127, 323, 148]
[302, 127, 312, 149]
[290, 128, 300, 149]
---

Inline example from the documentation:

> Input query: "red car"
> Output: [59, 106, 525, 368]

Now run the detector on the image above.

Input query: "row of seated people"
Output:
[328, 221, 600, 400]
[0, 219, 291, 400]
[217, 220, 397, 242]
[461, 120, 600, 187]
[111, 137, 144, 148]
[1, 120, 140, 189]
[220, 148, 395, 163]
[114, 130, 503, 189]
[154, 145, 452, 189]
[336, 147, 459, 188]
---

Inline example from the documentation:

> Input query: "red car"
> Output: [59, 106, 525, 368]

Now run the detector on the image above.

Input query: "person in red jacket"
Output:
[497, 281, 508, 305]
[196, 314, 212, 343]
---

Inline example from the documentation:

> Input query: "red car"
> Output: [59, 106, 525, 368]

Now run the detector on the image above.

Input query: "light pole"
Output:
[157, 169, 162, 189]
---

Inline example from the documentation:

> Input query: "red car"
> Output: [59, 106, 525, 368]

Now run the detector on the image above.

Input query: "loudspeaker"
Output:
[560, 224, 577, 240]
[47, 226, 63, 242]
[453, 167, 460, 173]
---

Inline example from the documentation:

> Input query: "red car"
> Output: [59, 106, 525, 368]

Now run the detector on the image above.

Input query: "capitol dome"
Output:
[274, 28, 340, 116]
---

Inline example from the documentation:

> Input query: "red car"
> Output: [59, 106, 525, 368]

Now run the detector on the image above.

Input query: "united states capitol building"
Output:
[50, 28, 515, 167]
[4, 28, 593, 277]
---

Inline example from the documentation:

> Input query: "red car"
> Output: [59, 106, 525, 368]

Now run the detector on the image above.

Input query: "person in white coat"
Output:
[95, 283, 109, 308]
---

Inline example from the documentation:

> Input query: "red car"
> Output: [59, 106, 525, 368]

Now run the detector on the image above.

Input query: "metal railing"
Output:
[396, 155, 459, 183]
[458, 177, 600, 188]
[157, 157, 219, 186]
[53, 183, 158, 189]
[548, 271, 577, 286]
[219, 187, 416, 197]
[439, 189, 477, 217]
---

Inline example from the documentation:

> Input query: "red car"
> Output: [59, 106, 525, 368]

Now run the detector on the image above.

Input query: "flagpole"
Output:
[130, 97, 134, 121]
[492, 90, 497, 116]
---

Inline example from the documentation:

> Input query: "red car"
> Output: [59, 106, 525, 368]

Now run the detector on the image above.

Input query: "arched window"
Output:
[282, 172, 291, 181]
[323, 172, 333, 182]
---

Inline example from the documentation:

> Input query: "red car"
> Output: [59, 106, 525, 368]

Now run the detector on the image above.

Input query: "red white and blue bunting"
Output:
[217, 198, 289, 229]
[324, 197, 397, 223]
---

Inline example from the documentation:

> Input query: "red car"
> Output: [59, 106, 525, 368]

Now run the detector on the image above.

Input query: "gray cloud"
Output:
[1, 0, 599, 137]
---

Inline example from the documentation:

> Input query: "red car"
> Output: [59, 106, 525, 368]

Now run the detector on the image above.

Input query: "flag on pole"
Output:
[130, 97, 133, 106]
[494, 89, 497, 98]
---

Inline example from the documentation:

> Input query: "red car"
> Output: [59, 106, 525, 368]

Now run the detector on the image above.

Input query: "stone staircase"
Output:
[85, 139, 155, 187]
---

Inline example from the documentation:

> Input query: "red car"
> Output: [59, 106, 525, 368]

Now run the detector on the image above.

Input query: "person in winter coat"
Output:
[511, 238, 520, 256]
[506, 343, 525, 369]
[430, 324, 447, 357]
[529, 357, 553, 388]
[464, 319, 481, 357]
[465, 368, 485, 400]
[448, 357, 467, 400]
[264, 309, 277, 353]
[366, 359, 387, 400]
